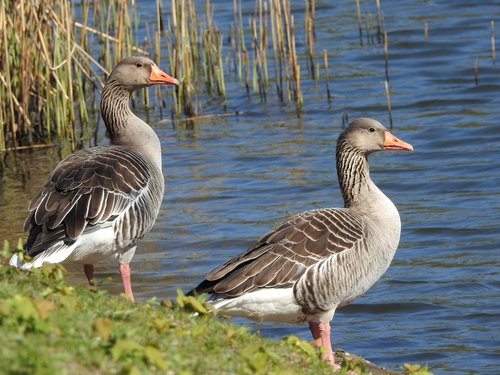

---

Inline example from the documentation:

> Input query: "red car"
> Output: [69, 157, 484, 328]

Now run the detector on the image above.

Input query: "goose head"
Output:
[107, 56, 179, 91]
[339, 118, 413, 155]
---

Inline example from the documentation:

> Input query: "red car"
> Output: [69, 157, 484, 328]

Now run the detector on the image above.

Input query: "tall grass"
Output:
[0, 0, 331, 151]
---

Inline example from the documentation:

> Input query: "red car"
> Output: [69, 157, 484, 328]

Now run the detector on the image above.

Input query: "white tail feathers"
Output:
[8, 253, 24, 268]
[8, 242, 75, 270]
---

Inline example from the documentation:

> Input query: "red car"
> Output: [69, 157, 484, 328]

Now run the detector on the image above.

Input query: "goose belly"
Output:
[64, 226, 117, 264]
[211, 287, 305, 324]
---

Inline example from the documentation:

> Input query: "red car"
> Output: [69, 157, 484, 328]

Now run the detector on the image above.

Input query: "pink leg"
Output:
[83, 264, 95, 286]
[119, 263, 135, 302]
[308, 321, 340, 370]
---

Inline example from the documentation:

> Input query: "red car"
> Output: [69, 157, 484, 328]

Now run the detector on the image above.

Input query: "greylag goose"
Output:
[189, 118, 413, 369]
[9, 57, 179, 302]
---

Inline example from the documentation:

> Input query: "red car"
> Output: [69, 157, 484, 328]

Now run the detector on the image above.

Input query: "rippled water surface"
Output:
[1, 1, 499, 374]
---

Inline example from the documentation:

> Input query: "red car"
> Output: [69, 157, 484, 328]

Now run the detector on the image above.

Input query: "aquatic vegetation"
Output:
[0, 0, 154, 153]
[4, 0, 390, 151]
[1, 0, 394, 152]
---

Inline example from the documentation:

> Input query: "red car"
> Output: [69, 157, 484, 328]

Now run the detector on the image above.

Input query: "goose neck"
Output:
[99, 80, 162, 169]
[100, 80, 134, 138]
[335, 139, 371, 207]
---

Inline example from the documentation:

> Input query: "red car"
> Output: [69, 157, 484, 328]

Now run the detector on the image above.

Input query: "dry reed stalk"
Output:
[491, 20, 496, 65]
[278, 0, 289, 103]
[202, 0, 226, 96]
[323, 49, 332, 102]
[283, 1, 302, 107]
[233, 0, 247, 86]
[251, 17, 259, 94]
[1, 0, 17, 148]
[73, 22, 147, 55]
[365, 12, 374, 45]
[375, 0, 383, 42]
[270, 0, 283, 100]
[261, 0, 269, 88]
[384, 80, 393, 128]
[166, 0, 196, 116]
[305, 0, 316, 77]
[281, 0, 293, 101]
[424, 20, 429, 40]
[248, 0, 269, 101]
[355, 0, 363, 45]
[290, 14, 302, 108]
[474, 58, 479, 86]
[383, 31, 389, 82]
[229, 0, 250, 94]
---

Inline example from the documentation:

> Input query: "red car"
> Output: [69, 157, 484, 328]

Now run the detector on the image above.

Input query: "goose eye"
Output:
[369, 127, 376, 133]
[136, 62, 143, 68]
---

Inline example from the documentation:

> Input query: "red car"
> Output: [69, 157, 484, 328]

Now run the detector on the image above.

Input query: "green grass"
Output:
[0, 243, 433, 375]
[0, 263, 338, 374]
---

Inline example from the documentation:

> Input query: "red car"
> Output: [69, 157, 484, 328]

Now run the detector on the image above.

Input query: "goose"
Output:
[189, 118, 413, 369]
[9, 57, 179, 302]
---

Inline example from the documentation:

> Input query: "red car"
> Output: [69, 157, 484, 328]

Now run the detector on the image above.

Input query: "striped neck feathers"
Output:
[99, 79, 162, 168]
[100, 79, 136, 139]
[335, 137, 371, 207]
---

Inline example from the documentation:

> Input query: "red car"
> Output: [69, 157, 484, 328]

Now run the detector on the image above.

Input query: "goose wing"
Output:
[25, 146, 162, 257]
[191, 207, 366, 297]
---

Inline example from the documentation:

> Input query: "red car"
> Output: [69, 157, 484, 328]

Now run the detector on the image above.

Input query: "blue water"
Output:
[1, 1, 499, 374]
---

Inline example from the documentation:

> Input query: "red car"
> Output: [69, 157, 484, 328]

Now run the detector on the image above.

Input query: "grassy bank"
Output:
[0, 249, 432, 374]
[0, 264, 329, 374]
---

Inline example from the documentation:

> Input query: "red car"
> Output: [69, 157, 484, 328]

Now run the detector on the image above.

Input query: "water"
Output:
[1, 1, 500, 374]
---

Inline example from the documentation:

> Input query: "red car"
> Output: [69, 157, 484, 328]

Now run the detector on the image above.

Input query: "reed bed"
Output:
[161, 0, 226, 117]
[252, 0, 304, 109]
[162, 0, 310, 114]
[352, 0, 387, 46]
[2, 0, 395, 151]
[0, 0, 149, 153]
[1, 0, 84, 152]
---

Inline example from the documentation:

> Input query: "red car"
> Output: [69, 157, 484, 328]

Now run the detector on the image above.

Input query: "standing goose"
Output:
[189, 118, 413, 369]
[9, 57, 179, 302]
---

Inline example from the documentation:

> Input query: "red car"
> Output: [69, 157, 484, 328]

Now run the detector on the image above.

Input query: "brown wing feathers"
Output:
[190, 208, 365, 297]
[24, 146, 151, 257]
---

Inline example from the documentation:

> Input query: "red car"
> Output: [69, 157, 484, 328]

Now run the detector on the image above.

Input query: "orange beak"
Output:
[148, 65, 179, 86]
[383, 131, 414, 151]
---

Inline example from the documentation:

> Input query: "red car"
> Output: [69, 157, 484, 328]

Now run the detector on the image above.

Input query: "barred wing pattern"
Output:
[193, 208, 366, 298]
[24, 146, 164, 257]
